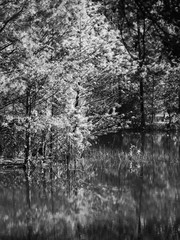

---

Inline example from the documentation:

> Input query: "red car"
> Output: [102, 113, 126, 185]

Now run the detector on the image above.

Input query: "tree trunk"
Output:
[140, 77, 145, 128]
[49, 102, 54, 159]
[24, 88, 31, 165]
[151, 76, 155, 123]
[178, 89, 180, 114]
[25, 126, 30, 164]
[118, 82, 122, 105]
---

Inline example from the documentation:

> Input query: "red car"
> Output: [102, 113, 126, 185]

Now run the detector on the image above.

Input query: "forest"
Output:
[0, 0, 180, 165]
[1, 1, 180, 239]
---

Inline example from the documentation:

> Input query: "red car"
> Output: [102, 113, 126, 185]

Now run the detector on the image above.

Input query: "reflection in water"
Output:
[0, 132, 180, 239]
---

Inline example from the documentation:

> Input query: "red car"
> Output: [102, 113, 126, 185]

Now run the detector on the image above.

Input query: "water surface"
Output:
[1, 131, 180, 239]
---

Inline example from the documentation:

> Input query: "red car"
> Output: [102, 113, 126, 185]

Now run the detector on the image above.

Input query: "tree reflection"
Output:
[24, 168, 32, 240]
[0, 132, 180, 239]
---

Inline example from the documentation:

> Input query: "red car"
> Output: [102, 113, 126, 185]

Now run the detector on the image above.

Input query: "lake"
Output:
[0, 131, 180, 239]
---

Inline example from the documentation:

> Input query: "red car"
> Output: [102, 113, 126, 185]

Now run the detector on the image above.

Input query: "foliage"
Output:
[1, 0, 180, 162]
[88, 0, 180, 130]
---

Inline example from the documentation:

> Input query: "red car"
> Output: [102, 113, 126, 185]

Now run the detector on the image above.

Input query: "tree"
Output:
[0, 0, 91, 163]
[91, 0, 180, 128]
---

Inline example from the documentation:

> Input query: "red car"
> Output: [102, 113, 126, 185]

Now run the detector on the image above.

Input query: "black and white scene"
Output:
[0, 0, 180, 239]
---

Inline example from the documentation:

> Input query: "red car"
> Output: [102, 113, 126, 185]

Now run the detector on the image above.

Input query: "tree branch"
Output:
[0, 42, 13, 52]
[0, 5, 25, 33]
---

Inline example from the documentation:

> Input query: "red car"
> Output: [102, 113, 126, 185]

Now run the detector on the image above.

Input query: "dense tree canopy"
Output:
[90, 0, 180, 126]
[0, 0, 180, 163]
